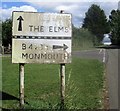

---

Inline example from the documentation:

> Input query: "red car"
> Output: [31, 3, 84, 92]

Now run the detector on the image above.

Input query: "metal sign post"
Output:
[60, 10, 65, 109]
[60, 63, 65, 108]
[19, 63, 25, 108]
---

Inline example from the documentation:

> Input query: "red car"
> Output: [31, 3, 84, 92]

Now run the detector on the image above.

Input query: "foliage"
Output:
[72, 26, 97, 48]
[2, 19, 12, 47]
[109, 10, 120, 45]
[0, 20, 2, 45]
[82, 4, 110, 43]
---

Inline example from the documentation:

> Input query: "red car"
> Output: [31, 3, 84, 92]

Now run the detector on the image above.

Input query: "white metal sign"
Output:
[12, 11, 72, 63]
[12, 11, 72, 37]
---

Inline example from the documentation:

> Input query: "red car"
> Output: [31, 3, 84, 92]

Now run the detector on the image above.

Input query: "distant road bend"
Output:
[72, 49, 105, 62]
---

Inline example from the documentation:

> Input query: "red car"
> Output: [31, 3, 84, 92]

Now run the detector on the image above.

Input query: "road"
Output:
[72, 49, 104, 62]
[73, 49, 119, 110]
[105, 49, 119, 110]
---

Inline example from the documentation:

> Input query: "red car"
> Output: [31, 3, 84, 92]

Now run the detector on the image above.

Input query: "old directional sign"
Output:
[12, 11, 72, 63]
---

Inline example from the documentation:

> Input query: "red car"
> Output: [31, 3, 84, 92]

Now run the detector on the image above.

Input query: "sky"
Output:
[1, 0, 119, 27]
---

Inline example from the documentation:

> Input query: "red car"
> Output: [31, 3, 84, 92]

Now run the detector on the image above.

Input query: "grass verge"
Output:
[2, 57, 104, 110]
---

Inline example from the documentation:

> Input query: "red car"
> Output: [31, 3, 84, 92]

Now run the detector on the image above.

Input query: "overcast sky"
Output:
[1, 0, 119, 27]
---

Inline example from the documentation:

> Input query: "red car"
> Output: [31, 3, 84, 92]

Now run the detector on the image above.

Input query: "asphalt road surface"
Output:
[72, 49, 104, 62]
[106, 49, 119, 110]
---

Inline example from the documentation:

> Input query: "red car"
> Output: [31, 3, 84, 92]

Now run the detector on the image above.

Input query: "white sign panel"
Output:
[12, 11, 72, 37]
[12, 11, 72, 64]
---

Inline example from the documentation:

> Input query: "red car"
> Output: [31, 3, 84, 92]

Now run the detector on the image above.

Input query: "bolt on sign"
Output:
[12, 11, 72, 63]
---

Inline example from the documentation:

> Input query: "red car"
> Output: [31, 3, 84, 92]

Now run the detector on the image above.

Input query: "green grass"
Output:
[72, 38, 96, 51]
[2, 57, 104, 110]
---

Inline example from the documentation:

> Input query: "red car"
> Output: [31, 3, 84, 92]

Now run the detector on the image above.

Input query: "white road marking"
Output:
[99, 49, 103, 54]
[103, 49, 106, 63]
[98, 49, 106, 63]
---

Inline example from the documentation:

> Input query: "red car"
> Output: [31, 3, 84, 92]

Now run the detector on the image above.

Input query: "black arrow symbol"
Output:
[53, 44, 68, 50]
[17, 16, 24, 31]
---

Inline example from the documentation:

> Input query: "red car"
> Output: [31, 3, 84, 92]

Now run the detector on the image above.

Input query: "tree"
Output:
[0, 20, 2, 45]
[109, 10, 120, 45]
[82, 4, 110, 44]
[72, 24, 96, 48]
[2, 19, 12, 47]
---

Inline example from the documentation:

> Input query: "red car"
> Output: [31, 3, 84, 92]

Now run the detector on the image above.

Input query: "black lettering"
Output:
[56, 54, 59, 59]
[52, 54, 56, 59]
[58, 27, 64, 32]
[40, 44, 43, 50]
[41, 53, 47, 59]
[22, 43, 26, 50]
[29, 54, 34, 59]
[53, 53, 58, 59]
[49, 26, 53, 32]
[34, 26, 39, 32]
[22, 53, 28, 59]
[40, 26, 44, 32]
[65, 27, 69, 33]
[29, 44, 32, 49]
[54, 27, 58, 32]
[48, 54, 52, 59]
[64, 53, 68, 59]
[22, 53, 68, 61]
[29, 25, 33, 31]
[34, 54, 40, 59]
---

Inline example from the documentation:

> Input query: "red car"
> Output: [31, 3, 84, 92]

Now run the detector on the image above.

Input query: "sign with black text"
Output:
[12, 11, 72, 63]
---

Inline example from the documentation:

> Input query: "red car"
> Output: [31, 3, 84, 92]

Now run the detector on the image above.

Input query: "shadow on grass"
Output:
[0, 91, 19, 101]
